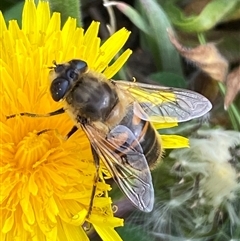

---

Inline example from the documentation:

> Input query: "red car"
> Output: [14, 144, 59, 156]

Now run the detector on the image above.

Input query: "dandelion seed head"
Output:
[171, 129, 240, 207]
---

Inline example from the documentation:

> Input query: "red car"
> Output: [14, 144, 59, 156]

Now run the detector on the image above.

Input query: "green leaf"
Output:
[165, 0, 239, 32]
[137, 0, 183, 75]
[150, 71, 187, 88]
[220, 1, 240, 22]
[109, 0, 183, 75]
[0, 0, 22, 13]
[49, 0, 82, 27]
[3, 1, 24, 26]
[104, 1, 150, 35]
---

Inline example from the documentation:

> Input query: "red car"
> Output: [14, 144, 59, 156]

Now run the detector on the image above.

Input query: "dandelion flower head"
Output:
[0, 0, 132, 240]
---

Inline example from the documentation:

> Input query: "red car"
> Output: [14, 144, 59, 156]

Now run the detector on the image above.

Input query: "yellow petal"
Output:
[0, 11, 7, 35]
[22, 0, 37, 43]
[93, 225, 124, 241]
[103, 49, 132, 78]
[161, 134, 189, 149]
[153, 121, 178, 129]
[83, 21, 100, 65]
[2, 213, 14, 233]
[95, 28, 131, 73]
[36, 1, 50, 33]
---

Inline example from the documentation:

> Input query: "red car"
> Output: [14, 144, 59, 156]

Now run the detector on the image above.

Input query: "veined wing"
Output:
[114, 80, 212, 123]
[82, 124, 154, 212]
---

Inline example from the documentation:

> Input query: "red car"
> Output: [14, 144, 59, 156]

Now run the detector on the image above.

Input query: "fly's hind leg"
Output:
[86, 145, 100, 219]
[62, 125, 100, 219]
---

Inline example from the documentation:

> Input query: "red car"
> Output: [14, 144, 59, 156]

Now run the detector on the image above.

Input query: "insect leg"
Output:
[86, 145, 100, 219]
[64, 126, 79, 139]
[64, 124, 100, 218]
[6, 107, 65, 119]
[37, 129, 53, 135]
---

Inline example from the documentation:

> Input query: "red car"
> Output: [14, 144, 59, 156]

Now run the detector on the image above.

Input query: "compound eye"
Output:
[50, 78, 69, 101]
[70, 59, 88, 74]
[76, 60, 87, 73]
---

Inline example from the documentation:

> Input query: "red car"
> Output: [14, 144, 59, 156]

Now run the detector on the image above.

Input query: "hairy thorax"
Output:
[63, 73, 133, 136]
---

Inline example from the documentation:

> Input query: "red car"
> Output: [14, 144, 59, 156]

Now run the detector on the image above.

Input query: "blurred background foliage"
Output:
[1, 0, 240, 240]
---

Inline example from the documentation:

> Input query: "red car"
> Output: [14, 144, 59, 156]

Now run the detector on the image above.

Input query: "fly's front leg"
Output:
[6, 107, 67, 136]
[6, 107, 65, 119]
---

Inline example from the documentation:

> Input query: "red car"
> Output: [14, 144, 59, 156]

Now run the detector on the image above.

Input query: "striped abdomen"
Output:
[119, 105, 162, 168]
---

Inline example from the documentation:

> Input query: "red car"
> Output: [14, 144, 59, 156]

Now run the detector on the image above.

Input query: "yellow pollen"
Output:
[14, 131, 50, 169]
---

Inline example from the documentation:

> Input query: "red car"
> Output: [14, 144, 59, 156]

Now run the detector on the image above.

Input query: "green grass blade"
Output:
[138, 0, 183, 75]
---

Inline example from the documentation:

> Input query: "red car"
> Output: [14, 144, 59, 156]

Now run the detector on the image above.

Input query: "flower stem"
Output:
[219, 83, 240, 131]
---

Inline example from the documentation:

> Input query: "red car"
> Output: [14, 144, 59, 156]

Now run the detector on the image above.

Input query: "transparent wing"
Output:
[114, 80, 212, 123]
[82, 124, 154, 212]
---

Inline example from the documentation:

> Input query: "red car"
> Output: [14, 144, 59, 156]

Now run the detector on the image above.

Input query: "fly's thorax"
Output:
[64, 71, 118, 122]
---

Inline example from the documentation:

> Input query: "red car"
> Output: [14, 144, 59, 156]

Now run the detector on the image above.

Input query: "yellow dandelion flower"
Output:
[0, 1, 131, 240]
